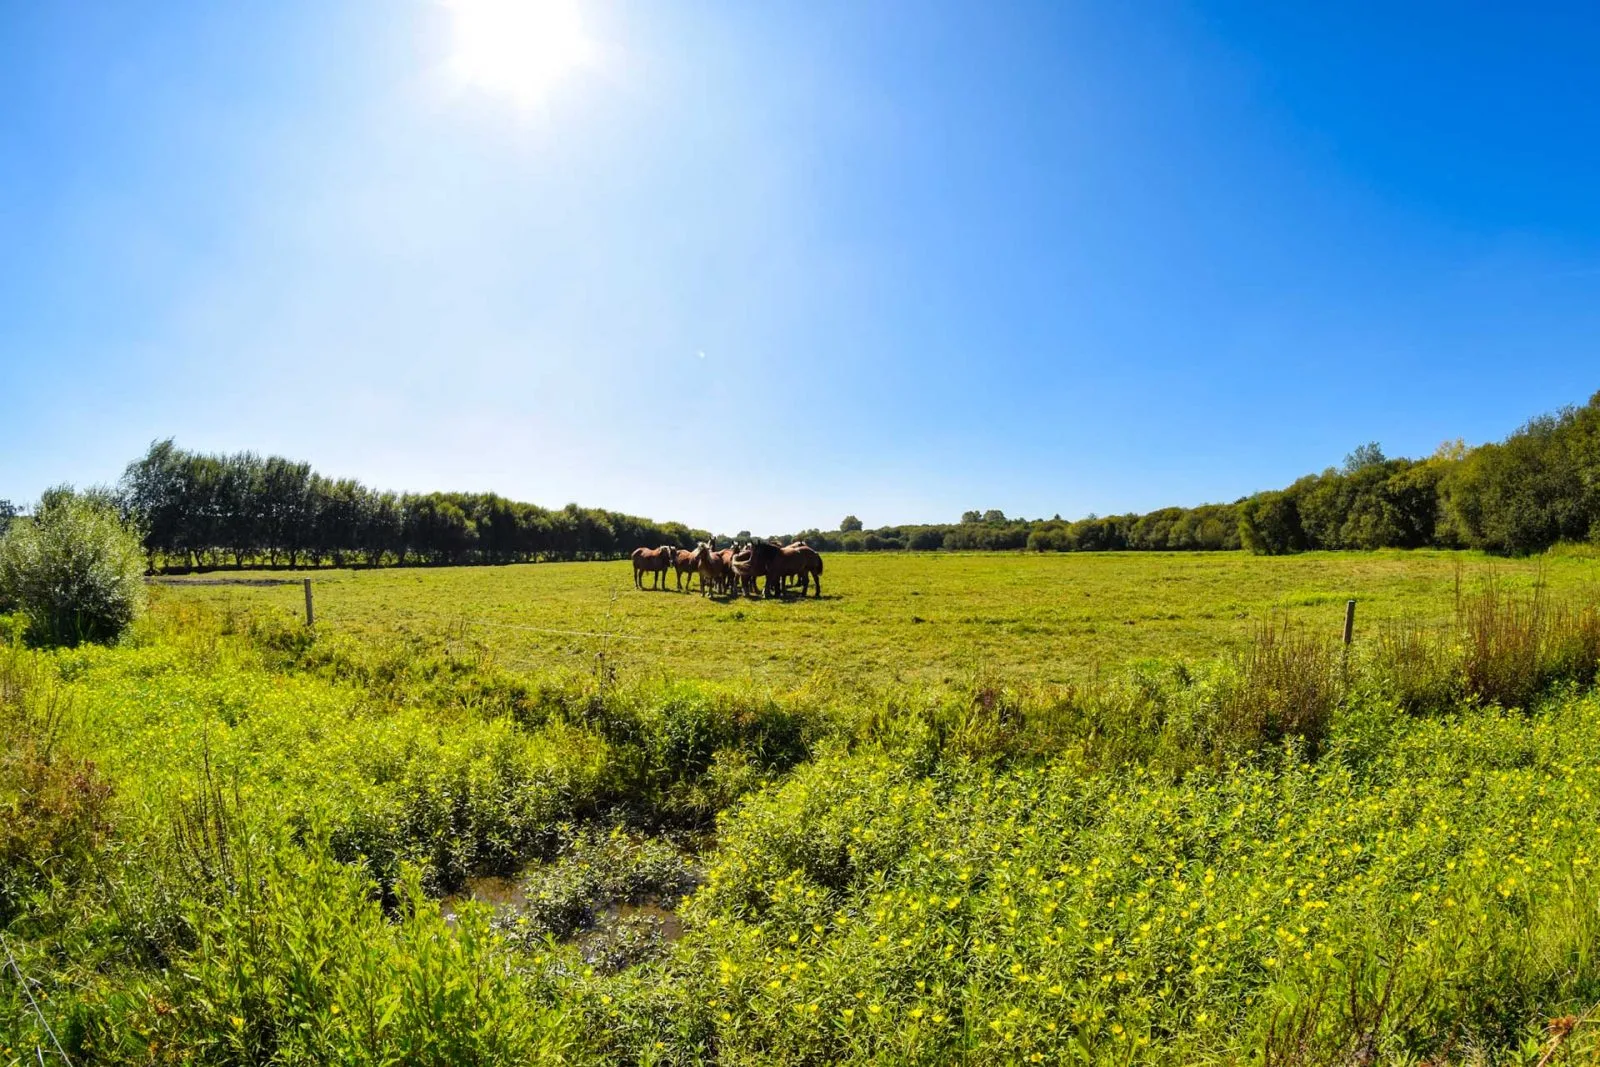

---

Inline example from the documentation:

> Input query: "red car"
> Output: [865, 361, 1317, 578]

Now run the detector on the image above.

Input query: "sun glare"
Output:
[443, 0, 596, 109]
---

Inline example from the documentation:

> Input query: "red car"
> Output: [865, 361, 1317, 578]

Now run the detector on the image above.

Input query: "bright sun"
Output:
[443, 0, 596, 108]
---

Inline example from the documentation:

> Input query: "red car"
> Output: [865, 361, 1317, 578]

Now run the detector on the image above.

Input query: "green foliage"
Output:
[0, 651, 113, 923]
[1238, 491, 1305, 556]
[12, 563, 1600, 1062]
[109, 390, 1600, 572]
[0, 490, 147, 646]
[1342, 440, 1387, 473]
[120, 440, 711, 571]
[500, 828, 698, 944]
[1439, 399, 1600, 554]
[683, 695, 1600, 1062]
[797, 391, 1600, 560]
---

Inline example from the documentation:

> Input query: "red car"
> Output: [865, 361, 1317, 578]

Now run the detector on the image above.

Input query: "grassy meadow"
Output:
[156, 549, 1600, 688]
[8, 549, 1600, 1063]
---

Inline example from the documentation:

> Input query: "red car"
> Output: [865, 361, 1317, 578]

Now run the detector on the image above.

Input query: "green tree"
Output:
[260, 457, 314, 567]
[1343, 442, 1387, 474]
[217, 451, 264, 566]
[840, 515, 863, 532]
[1238, 491, 1305, 555]
[121, 438, 189, 567]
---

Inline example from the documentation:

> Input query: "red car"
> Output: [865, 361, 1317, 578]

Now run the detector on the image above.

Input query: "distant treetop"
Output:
[1342, 442, 1387, 474]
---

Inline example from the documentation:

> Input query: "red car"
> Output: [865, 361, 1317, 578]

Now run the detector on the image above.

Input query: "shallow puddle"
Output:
[440, 873, 527, 920]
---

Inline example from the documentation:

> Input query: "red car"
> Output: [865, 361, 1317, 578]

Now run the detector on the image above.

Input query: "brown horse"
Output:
[716, 546, 740, 596]
[691, 542, 733, 597]
[630, 545, 675, 590]
[745, 540, 823, 597]
[778, 540, 810, 591]
[671, 548, 699, 592]
[729, 543, 762, 597]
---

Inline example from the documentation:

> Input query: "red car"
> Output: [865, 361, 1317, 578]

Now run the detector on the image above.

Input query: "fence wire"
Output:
[1, 931, 71, 1066]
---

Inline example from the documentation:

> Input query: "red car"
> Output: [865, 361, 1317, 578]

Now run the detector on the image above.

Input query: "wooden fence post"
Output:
[1342, 599, 1356, 646]
[304, 578, 315, 627]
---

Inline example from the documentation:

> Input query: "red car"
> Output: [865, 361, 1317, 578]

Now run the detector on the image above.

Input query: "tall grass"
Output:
[1213, 618, 1342, 754]
[851, 580, 1600, 782]
[1460, 581, 1600, 709]
[0, 648, 113, 924]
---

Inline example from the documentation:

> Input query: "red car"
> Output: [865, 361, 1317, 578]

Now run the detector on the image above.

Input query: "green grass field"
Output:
[10, 549, 1600, 1064]
[158, 549, 1600, 688]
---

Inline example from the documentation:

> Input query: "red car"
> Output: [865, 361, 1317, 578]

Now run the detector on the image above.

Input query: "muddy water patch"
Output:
[441, 829, 701, 971]
[440, 873, 527, 921]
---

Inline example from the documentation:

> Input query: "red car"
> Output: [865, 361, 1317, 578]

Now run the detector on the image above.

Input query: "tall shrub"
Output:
[0, 492, 147, 646]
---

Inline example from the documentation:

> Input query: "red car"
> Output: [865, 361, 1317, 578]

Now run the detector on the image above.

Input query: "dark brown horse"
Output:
[630, 545, 675, 590]
[745, 540, 823, 597]
[778, 540, 810, 591]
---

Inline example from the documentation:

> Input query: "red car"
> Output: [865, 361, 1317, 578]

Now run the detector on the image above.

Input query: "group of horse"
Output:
[629, 540, 824, 598]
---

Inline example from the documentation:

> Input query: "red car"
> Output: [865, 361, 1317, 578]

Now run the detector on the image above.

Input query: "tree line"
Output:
[8, 389, 1594, 571]
[782, 501, 1245, 556]
[118, 441, 709, 570]
[1235, 391, 1600, 555]
[789, 390, 1600, 557]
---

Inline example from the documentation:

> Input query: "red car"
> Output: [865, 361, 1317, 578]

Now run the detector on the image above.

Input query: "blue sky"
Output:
[3, 1, 1598, 534]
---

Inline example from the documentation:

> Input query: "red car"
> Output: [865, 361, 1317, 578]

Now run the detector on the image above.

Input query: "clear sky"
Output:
[3, 1, 1599, 534]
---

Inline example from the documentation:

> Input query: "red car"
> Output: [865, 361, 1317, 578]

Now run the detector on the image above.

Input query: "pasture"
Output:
[159, 549, 1599, 689]
[9, 547, 1600, 1063]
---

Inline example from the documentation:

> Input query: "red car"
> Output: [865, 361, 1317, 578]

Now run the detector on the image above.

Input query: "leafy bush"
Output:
[0, 491, 147, 646]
